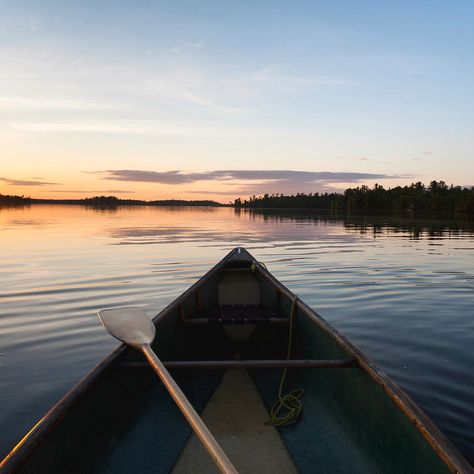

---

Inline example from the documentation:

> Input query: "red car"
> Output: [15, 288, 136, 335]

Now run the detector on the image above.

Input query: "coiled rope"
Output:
[269, 296, 304, 426]
[251, 261, 304, 426]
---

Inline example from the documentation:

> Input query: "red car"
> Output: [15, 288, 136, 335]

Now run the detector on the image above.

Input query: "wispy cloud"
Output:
[179, 92, 255, 115]
[171, 39, 206, 56]
[95, 169, 408, 196]
[0, 177, 59, 186]
[186, 40, 205, 49]
[47, 189, 135, 194]
[0, 16, 40, 34]
[412, 151, 434, 161]
[1, 44, 252, 119]
[0, 96, 129, 111]
[249, 66, 355, 92]
[11, 121, 294, 139]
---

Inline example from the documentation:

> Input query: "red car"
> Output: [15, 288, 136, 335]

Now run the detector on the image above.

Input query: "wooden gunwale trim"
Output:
[252, 260, 473, 474]
[0, 247, 246, 472]
[121, 358, 357, 369]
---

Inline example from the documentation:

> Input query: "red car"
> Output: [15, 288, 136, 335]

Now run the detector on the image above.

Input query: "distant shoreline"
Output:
[0, 195, 228, 207]
[1, 181, 473, 216]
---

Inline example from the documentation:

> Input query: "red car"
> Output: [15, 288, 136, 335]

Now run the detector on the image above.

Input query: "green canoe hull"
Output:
[1, 248, 471, 473]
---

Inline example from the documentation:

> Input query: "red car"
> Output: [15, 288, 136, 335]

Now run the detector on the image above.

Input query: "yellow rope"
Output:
[250, 261, 267, 272]
[269, 296, 304, 426]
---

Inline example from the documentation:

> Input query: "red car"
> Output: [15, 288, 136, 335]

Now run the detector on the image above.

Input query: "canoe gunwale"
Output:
[1, 247, 472, 473]
[251, 258, 473, 474]
[0, 342, 127, 472]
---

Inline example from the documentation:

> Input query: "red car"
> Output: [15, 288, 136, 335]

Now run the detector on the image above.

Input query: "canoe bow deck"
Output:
[1, 247, 472, 473]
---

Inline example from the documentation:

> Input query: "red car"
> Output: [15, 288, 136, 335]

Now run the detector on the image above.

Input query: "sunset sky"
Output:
[1, 1, 473, 201]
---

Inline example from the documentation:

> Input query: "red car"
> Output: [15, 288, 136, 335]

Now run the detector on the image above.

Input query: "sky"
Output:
[1, 0, 473, 201]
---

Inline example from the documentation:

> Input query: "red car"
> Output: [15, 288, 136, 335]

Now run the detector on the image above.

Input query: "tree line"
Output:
[0, 194, 32, 205]
[0, 194, 224, 207]
[233, 181, 474, 215]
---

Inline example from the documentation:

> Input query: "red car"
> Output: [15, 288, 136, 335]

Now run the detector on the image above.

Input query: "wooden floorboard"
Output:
[172, 369, 298, 474]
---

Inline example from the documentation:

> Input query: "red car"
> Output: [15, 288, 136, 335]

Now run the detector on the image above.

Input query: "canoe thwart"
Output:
[181, 317, 288, 325]
[181, 305, 289, 325]
[121, 358, 358, 369]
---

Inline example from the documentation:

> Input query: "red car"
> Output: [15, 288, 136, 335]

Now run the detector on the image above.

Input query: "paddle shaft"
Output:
[140, 344, 238, 474]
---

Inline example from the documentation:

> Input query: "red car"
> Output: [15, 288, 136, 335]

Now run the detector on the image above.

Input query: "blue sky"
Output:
[1, 0, 473, 199]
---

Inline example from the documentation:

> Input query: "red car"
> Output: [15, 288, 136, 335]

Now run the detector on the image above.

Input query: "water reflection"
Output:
[240, 208, 474, 239]
[106, 208, 474, 248]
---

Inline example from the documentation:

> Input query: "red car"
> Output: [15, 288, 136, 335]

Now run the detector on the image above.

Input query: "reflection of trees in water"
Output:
[86, 205, 119, 214]
[239, 208, 474, 239]
[0, 204, 32, 212]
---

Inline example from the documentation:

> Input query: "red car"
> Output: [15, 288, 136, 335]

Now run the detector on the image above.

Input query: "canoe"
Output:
[1, 247, 472, 473]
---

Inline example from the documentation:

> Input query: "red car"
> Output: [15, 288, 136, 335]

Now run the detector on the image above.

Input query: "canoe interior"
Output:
[6, 252, 462, 473]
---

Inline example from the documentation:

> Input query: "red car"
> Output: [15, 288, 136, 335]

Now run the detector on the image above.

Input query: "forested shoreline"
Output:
[233, 181, 474, 215]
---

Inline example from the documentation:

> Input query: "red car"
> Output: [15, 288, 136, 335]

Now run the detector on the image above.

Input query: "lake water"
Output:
[1, 204, 473, 465]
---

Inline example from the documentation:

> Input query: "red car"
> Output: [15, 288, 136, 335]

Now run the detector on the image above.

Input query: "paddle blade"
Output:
[98, 307, 156, 346]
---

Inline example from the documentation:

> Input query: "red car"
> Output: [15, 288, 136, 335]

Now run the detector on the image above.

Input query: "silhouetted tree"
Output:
[233, 182, 474, 217]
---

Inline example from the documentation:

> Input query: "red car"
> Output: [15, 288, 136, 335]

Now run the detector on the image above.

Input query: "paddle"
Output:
[98, 307, 238, 474]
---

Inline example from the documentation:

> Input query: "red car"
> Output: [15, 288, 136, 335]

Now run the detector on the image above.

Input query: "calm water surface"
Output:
[1, 205, 473, 464]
